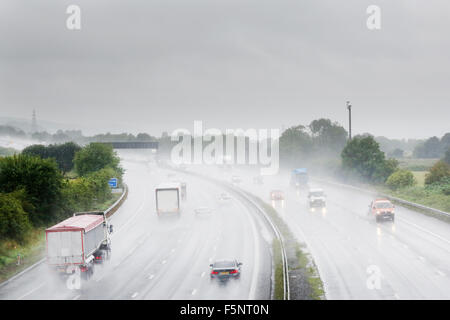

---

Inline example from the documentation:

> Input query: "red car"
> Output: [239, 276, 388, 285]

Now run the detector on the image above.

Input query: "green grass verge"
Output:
[293, 243, 325, 300]
[378, 185, 450, 214]
[272, 239, 284, 300]
[91, 193, 121, 211]
[248, 193, 325, 300]
[0, 228, 45, 284]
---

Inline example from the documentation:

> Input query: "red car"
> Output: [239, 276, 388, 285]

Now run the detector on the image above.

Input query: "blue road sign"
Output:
[108, 178, 118, 188]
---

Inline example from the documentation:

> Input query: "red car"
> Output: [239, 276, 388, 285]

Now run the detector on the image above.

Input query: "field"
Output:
[397, 158, 439, 171]
[411, 171, 427, 187]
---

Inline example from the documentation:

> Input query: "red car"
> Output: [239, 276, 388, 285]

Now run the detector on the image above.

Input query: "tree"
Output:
[425, 161, 450, 185]
[74, 143, 121, 177]
[22, 142, 81, 174]
[0, 155, 63, 225]
[309, 119, 348, 153]
[444, 148, 450, 165]
[279, 125, 312, 167]
[414, 136, 444, 158]
[386, 170, 416, 190]
[388, 148, 404, 158]
[341, 135, 398, 183]
[52, 142, 81, 174]
[0, 192, 32, 242]
[441, 133, 450, 152]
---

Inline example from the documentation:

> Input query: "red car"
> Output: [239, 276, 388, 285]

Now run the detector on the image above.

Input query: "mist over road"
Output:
[192, 165, 450, 299]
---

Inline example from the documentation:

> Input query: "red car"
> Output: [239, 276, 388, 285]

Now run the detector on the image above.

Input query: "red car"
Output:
[368, 199, 395, 222]
[270, 190, 285, 201]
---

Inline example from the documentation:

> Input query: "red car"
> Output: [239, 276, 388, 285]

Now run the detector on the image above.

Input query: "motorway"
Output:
[191, 165, 450, 300]
[0, 151, 273, 300]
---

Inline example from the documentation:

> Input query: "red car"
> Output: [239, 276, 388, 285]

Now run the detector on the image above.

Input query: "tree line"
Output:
[0, 143, 123, 243]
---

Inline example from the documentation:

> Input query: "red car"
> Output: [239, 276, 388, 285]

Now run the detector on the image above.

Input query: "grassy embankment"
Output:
[380, 158, 450, 213]
[248, 193, 324, 300]
[0, 192, 121, 284]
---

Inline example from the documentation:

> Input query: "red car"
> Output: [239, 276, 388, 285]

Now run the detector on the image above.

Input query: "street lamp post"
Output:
[347, 101, 352, 140]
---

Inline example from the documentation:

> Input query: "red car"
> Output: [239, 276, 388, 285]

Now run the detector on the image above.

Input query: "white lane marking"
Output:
[398, 217, 450, 247]
[170, 248, 175, 253]
[113, 200, 146, 236]
[418, 256, 425, 262]
[161, 260, 167, 265]
[16, 282, 45, 300]
[201, 272, 205, 278]
[394, 293, 400, 300]
[191, 289, 197, 295]
[95, 275, 104, 282]
[148, 274, 155, 280]
[73, 294, 80, 300]
[131, 292, 139, 299]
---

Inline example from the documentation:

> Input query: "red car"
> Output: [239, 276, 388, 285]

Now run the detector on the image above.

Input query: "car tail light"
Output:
[230, 269, 238, 274]
[80, 266, 88, 272]
[95, 256, 102, 260]
[211, 271, 218, 274]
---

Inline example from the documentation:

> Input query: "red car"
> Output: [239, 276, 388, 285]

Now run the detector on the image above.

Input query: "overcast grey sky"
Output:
[0, 0, 449, 138]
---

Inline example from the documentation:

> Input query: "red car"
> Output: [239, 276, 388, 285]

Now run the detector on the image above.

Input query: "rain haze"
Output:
[1, 0, 449, 138]
[1, 1, 450, 305]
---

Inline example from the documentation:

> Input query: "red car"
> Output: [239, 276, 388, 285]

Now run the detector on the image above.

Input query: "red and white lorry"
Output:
[45, 211, 113, 281]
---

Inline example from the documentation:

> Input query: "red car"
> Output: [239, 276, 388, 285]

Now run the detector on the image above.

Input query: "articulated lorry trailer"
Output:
[46, 211, 113, 281]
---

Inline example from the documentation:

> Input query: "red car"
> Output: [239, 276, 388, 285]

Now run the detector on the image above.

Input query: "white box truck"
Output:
[46, 211, 113, 281]
[155, 182, 181, 216]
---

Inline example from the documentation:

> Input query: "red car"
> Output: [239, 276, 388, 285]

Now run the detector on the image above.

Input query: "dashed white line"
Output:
[161, 260, 167, 265]
[148, 274, 155, 280]
[200, 272, 205, 278]
[398, 217, 450, 247]
[191, 289, 197, 295]
[131, 292, 139, 299]
[73, 294, 80, 300]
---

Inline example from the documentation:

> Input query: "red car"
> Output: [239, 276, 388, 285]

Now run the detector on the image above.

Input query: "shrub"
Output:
[74, 143, 122, 177]
[0, 155, 63, 225]
[386, 170, 416, 190]
[425, 161, 450, 185]
[0, 192, 32, 242]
